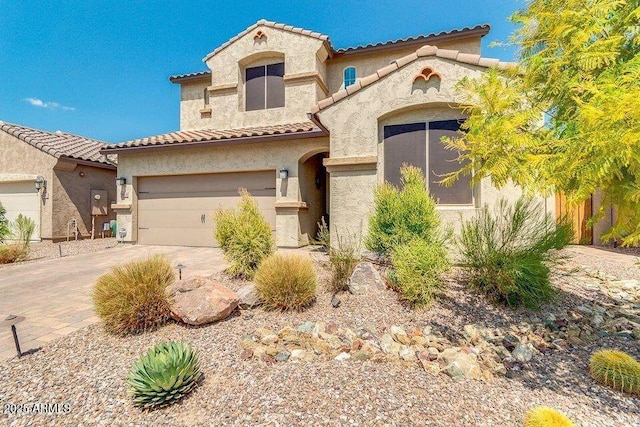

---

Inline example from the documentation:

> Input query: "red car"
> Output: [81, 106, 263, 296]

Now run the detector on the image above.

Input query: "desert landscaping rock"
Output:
[167, 276, 239, 325]
[237, 284, 261, 309]
[1, 247, 638, 426]
[348, 262, 385, 294]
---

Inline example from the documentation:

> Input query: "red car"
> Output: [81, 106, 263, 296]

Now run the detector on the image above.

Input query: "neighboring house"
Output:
[0, 121, 117, 241]
[102, 19, 555, 248]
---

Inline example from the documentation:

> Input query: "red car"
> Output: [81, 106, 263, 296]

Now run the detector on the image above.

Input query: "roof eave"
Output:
[58, 156, 117, 170]
[332, 25, 491, 58]
[169, 72, 212, 85]
[100, 128, 328, 155]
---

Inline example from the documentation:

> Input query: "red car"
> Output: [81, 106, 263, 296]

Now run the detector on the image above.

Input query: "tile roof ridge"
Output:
[202, 19, 331, 62]
[310, 45, 516, 114]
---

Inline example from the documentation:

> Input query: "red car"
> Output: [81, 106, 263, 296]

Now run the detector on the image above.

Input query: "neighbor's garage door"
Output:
[137, 171, 276, 247]
[0, 181, 41, 241]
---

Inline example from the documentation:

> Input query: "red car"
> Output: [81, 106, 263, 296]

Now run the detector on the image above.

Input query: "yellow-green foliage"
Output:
[589, 349, 640, 395]
[0, 244, 28, 264]
[388, 239, 450, 307]
[214, 189, 274, 279]
[366, 165, 441, 255]
[93, 256, 174, 336]
[255, 253, 317, 310]
[524, 407, 575, 427]
[127, 341, 201, 408]
[443, 0, 640, 245]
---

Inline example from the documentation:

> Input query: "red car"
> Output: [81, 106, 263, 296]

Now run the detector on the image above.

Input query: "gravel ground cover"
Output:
[0, 247, 638, 426]
[0, 238, 118, 268]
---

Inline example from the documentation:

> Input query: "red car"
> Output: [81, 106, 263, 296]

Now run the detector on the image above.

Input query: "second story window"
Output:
[245, 62, 285, 111]
[203, 88, 210, 106]
[344, 67, 357, 88]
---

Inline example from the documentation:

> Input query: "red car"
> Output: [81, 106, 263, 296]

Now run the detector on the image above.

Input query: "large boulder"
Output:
[441, 348, 483, 380]
[167, 277, 239, 325]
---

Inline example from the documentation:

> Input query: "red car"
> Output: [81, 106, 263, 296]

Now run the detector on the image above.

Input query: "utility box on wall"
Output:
[91, 189, 108, 216]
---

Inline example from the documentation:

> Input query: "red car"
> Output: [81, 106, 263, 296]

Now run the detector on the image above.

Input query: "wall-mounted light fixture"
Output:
[34, 176, 46, 191]
[115, 177, 126, 187]
[279, 168, 289, 180]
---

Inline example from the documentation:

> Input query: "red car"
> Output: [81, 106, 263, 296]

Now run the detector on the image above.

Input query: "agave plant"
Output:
[127, 341, 202, 408]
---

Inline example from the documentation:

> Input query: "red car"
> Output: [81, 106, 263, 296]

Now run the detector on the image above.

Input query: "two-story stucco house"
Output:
[102, 19, 554, 248]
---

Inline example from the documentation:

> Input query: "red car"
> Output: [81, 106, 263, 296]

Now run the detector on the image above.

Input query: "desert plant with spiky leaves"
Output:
[589, 349, 640, 395]
[127, 341, 202, 409]
[524, 406, 574, 427]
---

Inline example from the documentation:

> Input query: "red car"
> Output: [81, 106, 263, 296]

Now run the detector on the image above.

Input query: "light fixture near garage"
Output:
[115, 177, 126, 187]
[279, 168, 289, 179]
[34, 176, 46, 191]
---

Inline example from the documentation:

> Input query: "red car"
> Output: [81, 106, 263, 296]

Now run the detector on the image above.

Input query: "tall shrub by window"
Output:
[245, 62, 285, 111]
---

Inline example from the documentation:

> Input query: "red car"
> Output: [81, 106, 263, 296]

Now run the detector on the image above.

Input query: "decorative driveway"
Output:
[0, 245, 226, 360]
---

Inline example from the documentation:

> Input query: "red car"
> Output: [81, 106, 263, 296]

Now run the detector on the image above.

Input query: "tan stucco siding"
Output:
[318, 56, 554, 245]
[325, 36, 482, 94]
[115, 137, 329, 247]
[180, 25, 328, 131]
[206, 80, 317, 130]
[180, 81, 210, 130]
[0, 132, 56, 239]
[318, 56, 487, 158]
[51, 162, 116, 240]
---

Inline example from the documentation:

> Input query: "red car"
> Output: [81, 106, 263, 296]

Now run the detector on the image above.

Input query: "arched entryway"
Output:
[298, 151, 329, 245]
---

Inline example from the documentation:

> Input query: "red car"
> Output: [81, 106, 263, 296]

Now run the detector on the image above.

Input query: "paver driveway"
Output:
[0, 244, 226, 360]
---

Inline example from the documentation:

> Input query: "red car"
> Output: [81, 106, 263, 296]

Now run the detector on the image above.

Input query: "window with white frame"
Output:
[343, 67, 357, 88]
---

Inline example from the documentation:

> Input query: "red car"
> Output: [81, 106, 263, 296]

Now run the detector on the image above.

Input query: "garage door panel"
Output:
[0, 182, 41, 241]
[138, 195, 276, 210]
[137, 171, 276, 247]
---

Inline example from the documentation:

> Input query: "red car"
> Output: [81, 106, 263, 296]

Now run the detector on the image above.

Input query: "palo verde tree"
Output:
[443, 0, 640, 245]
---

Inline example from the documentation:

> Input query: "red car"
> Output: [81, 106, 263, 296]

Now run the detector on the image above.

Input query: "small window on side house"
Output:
[245, 62, 285, 111]
[203, 87, 210, 106]
[343, 67, 357, 88]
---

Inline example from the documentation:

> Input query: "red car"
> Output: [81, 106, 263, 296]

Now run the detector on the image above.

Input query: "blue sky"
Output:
[0, 0, 522, 143]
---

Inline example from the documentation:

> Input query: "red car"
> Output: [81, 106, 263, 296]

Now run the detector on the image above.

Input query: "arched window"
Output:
[343, 67, 357, 88]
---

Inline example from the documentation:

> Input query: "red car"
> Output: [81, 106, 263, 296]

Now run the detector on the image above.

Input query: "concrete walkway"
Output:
[0, 245, 226, 360]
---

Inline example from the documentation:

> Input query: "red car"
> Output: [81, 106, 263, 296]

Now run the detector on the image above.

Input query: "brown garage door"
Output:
[137, 171, 276, 247]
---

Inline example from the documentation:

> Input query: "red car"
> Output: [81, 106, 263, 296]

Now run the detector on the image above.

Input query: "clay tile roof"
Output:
[202, 19, 331, 62]
[0, 121, 117, 166]
[169, 70, 212, 83]
[102, 122, 323, 151]
[334, 24, 491, 55]
[310, 45, 516, 114]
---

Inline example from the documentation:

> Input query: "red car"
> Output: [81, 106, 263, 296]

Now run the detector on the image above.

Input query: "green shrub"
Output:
[127, 341, 202, 408]
[93, 256, 174, 336]
[328, 232, 361, 294]
[589, 349, 640, 395]
[214, 189, 274, 279]
[524, 406, 575, 427]
[0, 243, 28, 264]
[255, 253, 317, 310]
[388, 239, 450, 307]
[366, 165, 441, 255]
[11, 214, 36, 247]
[0, 202, 9, 242]
[457, 197, 572, 309]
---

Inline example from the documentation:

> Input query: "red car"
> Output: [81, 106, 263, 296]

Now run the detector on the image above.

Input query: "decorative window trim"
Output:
[412, 66, 441, 83]
[254, 30, 267, 40]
